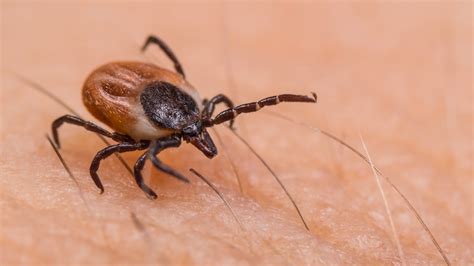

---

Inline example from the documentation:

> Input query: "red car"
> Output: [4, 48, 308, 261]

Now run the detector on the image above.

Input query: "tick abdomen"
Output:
[82, 61, 202, 140]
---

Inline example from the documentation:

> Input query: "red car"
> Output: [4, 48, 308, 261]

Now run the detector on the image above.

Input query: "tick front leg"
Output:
[148, 136, 189, 183]
[134, 136, 187, 200]
[207, 92, 317, 126]
[134, 152, 158, 199]
[52, 115, 132, 148]
[202, 94, 235, 127]
[90, 142, 148, 194]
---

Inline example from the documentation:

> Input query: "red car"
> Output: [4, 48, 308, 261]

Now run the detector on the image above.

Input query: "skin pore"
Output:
[1, 2, 472, 265]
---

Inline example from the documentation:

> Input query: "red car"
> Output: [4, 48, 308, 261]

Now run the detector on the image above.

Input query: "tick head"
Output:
[182, 121, 217, 158]
[182, 121, 202, 139]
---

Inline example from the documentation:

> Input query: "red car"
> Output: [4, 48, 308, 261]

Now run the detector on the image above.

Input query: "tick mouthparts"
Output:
[191, 138, 217, 159]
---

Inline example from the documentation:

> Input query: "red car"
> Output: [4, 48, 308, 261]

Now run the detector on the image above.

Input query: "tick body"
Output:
[52, 35, 317, 199]
[82, 62, 201, 141]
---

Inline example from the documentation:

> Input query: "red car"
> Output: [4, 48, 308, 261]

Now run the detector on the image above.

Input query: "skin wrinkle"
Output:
[260, 110, 453, 263]
[45, 134, 113, 251]
[2, 2, 472, 265]
[227, 127, 311, 231]
[190, 169, 246, 232]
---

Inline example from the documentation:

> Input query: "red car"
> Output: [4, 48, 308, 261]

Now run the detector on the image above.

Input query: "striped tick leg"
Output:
[205, 92, 317, 126]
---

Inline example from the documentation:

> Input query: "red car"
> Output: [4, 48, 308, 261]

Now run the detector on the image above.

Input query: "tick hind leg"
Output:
[134, 135, 187, 199]
[90, 142, 149, 193]
[141, 35, 186, 78]
[52, 115, 132, 148]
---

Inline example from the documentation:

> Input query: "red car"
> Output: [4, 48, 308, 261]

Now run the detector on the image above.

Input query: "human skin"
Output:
[1, 2, 472, 265]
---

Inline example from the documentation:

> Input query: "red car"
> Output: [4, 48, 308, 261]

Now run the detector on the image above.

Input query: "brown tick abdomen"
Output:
[82, 61, 199, 136]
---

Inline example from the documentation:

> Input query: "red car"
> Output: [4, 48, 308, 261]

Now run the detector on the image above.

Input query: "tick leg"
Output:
[134, 152, 158, 199]
[148, 136, 189, 183]
[90, 142, 148, 194]
[202, 94, 235, 127]
[141, 35, 186, 78]
[206, 92, 317, 126]
[52, 115, 133, 148]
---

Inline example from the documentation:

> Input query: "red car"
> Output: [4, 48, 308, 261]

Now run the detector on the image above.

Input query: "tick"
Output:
[51, 35, 317, 199]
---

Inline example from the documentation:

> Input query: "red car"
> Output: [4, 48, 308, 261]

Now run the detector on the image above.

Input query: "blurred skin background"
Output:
[1, 1, 472, 265]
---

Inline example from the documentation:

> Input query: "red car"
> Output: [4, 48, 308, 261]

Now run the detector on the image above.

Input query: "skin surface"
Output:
[1, 2, 472, 265]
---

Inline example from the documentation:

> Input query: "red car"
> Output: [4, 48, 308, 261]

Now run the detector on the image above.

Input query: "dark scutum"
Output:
[140, 81, 200, 130]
